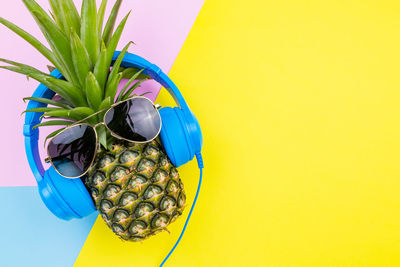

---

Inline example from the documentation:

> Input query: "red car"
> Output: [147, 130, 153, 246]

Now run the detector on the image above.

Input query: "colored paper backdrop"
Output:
[3, 0, 400, 266]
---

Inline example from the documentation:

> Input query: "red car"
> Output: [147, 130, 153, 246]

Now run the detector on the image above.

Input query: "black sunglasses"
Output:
[45, 96, 162, 178]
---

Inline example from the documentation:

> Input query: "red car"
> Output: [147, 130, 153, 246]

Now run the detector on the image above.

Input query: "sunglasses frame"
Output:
[45, 96, 162, 179]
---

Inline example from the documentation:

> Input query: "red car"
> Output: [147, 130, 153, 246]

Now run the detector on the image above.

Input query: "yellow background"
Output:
[75, 0, 400, 266]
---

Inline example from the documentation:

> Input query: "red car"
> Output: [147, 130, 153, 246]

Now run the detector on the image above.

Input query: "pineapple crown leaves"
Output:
[0, 0, 150, 149]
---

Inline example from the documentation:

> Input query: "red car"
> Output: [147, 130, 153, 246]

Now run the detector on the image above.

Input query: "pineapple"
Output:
[0, 0, 185, 241]
[87, 140, 186, 241]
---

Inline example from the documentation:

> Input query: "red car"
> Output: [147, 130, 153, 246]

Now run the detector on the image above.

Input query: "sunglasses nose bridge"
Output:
[93, 122, 121, 143]
[93, 122, 105, 129]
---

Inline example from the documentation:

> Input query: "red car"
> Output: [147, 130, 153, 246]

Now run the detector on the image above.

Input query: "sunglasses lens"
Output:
[104, 97, 161, 142]
[48, 125, 97, 178]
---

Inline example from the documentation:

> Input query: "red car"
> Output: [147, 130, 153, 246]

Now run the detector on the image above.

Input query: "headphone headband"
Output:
[113, 52, 190, 110]
[24, 52, 192, 184]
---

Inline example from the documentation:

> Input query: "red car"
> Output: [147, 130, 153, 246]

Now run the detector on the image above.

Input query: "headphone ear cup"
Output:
[38, 166, 96, 220]
[37, 170, 74, 221]
[159, 107, 194, 167]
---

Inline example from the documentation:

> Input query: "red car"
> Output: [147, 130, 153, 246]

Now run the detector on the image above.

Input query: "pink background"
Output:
[0, 0, 204, 186]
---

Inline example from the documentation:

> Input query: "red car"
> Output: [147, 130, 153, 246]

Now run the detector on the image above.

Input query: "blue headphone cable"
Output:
[160, 153, 204, 266]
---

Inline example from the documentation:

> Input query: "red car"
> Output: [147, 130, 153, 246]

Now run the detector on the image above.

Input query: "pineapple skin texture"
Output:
[84, 140, 186, 241]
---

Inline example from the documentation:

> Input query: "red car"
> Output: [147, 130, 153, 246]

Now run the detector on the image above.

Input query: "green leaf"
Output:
[122, 78, 148, 100]
[31, 11, 80, 87]
[0, 58, 63, 86]
[32, 120, 73, 129]
[98, 126, 107, 144]
[49, 0, 67, 33]
[23, 107, 62, 114]
[23, 97, 71, 109]
[70, 28, 92, 87]
[70, 107, 97, 124]
[0, 65, 85, 107]
[140, 91, 151, 97]
[45, 107, 95, 122]
[48, 8, 61, 29]
[44, 110, 79, 120]
[21, 0, 79, 86]
[70, 107, 95, 118]
[93, 42, 108, 92]
[81, 0, 99, 64]
[59, 0, 81, 36]
[102, 0, 122, 46]
[97, 96, 112, 120]
[105, 41, 132, 98]
[105, 11, 131, 69]
[0, 17, 59, 68]
[96, 124, 108, 149]
[53, 97, 72, 107]
[98, 96, 112, 110]
[121, 67, 150, 79]
[85, 72, 103, 110]
[42, 76, 85, 105]
[22, 0, 56, 28]
[106, 135, 116, 150]
[104, 72, 122, 101]
[116, 69, 144, 101]
[49, 0, 81, 39]
[97, 0, 108, 38]
[0, 57, 42, 73]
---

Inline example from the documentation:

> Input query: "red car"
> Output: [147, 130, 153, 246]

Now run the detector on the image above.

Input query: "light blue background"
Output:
[0, 187, 98, 267]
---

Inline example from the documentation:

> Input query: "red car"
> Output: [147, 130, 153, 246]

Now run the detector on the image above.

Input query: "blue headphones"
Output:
[23, 52, 204, 222]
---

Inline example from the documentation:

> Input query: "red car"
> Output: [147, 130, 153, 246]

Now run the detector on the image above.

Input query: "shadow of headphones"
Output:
[23, 52, 203, 221]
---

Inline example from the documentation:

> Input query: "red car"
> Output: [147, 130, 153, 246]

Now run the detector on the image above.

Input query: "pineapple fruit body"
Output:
[84, 139, 186, 241]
